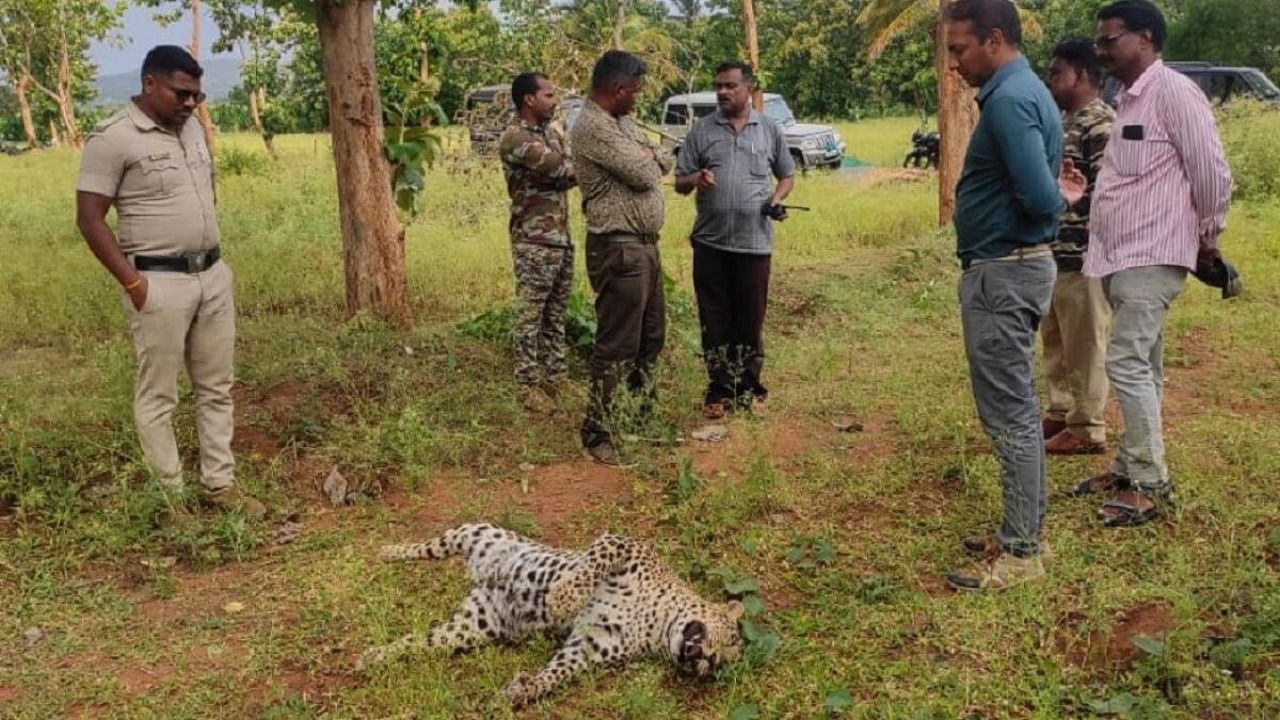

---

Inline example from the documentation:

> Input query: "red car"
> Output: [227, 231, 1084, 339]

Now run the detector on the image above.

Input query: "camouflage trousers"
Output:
[512, 241, 574, 386]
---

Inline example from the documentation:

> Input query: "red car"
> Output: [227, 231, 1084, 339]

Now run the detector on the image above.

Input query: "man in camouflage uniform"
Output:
[1042, 38, 1115, 455]
[499, 72, 577, 412]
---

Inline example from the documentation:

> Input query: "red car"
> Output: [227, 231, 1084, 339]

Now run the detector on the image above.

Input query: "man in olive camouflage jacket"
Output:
[1042, 39, 1115, 455]
[499, 72, 577, 412]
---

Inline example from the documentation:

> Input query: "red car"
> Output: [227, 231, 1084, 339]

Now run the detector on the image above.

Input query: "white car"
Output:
[659, 92, 845, 169]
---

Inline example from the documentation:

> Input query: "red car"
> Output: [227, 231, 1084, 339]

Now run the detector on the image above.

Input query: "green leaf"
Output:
[814, 538, 838, 565]
[708, 565, 737, 580]
[823, 688, 854, 710]
[742, 594, 767, 618]
[1086, 692, 1139, 715]
[785, 547, 807, 564]
[741, 537, 759, 556]
[724, 577, 762, 597]
[728, 703, 761, 720]
[741, 620, 781, 665]
[1131, 635, 1166, 657]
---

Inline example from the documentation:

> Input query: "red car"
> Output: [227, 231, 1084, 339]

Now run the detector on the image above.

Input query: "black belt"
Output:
[134, 247, 221, 273]
[588, 232, 658, 245]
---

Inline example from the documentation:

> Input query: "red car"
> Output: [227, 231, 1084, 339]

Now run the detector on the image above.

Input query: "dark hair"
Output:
[511, 72, 548, 111]
[946, 0, 1022, 46]
[590, 50, 647, 92]
[714, 61, 755, 84]
[141, 45, 203, 80]
[1053, 38, 1103, 86]
[1097, 0, 1166, 51]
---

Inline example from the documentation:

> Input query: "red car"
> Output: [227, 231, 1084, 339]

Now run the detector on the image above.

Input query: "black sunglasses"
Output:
[160, 80, 206, 105]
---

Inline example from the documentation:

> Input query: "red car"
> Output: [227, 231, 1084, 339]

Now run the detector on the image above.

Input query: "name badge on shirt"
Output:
[1121, 124, 1144, 141]
[147, 152, 172, 161]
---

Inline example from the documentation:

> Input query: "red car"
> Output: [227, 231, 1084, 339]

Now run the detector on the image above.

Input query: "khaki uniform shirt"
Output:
[569, 99, 672, 236]
[76, 101, 219, 256]
[499, 120, 577, 247]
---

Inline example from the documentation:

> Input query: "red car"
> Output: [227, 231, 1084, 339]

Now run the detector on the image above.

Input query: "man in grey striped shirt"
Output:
[675, 62, 795, 418]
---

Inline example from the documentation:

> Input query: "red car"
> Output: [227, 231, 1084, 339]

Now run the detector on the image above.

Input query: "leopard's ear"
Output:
[724, 600, 745, 624]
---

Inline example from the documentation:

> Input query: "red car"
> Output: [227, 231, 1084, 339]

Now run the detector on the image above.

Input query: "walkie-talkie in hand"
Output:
[761, 203, 811, 220]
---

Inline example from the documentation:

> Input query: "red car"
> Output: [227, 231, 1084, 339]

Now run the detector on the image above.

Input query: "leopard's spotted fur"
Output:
[359, 523, 745, 707]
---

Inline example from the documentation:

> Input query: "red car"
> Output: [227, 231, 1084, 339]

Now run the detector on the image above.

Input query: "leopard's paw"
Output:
[502, 671, 538, 707]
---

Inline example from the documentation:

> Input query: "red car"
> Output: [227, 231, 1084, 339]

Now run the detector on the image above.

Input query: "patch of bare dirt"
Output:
[0, 685, 19, 703]
[1056, 601, 1176, 675]
[385, 459, 634, 544]
[521, 461, 633, 532]
[118, 663, 175, 696]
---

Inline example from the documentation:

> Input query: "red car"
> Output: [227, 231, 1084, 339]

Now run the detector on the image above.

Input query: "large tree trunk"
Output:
[742, 0, 764, 111]
[190, 0, 217, 155]
[315, 0, 410, 328]
[47, 118, 61, 147]
[935, 0, 978, 226]
[15, 75, 38, 147]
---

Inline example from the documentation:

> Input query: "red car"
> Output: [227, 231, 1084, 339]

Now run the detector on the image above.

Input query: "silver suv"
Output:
[659, 92, 845, 169]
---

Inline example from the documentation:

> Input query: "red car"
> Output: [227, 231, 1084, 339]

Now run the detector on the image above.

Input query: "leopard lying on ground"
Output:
[359, 523, 745, 707]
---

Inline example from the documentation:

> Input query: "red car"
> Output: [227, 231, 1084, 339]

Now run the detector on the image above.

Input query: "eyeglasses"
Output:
[162, 82, 206, 105]
[1094, 31, 1132, 49]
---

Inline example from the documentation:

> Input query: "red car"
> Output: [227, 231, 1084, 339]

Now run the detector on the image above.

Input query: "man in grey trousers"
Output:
[941, 0, 1085, 592]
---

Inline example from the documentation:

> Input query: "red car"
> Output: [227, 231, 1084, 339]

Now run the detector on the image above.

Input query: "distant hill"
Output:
[93, 56, 241, 106]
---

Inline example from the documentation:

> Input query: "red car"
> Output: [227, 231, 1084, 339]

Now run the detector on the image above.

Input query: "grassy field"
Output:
[1, 114, 1278, 720]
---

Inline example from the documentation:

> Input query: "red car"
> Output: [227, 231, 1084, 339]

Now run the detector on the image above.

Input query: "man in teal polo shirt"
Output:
[941, 0, 1085, 592]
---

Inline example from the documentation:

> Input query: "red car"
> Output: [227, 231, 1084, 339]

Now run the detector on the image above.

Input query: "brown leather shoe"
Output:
[702, 401, 727, 420]
[202, 485, 267, 520]
[1042, 418, 1067, 439]
[1045, 430, 1107, 455]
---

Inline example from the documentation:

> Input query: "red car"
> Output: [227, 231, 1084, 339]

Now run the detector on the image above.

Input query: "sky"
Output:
[90, 4, 235, 78]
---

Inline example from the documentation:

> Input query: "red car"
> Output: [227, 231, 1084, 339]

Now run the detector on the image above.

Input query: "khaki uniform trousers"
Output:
[1041, 269, 1111, 443]
[122, 260, 236, 490]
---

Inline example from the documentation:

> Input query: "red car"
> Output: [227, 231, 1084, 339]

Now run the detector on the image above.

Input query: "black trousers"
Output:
[581, 235, 666, 448]
[692, 242, 771, 406]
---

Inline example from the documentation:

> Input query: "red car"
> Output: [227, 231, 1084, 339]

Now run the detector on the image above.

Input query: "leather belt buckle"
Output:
[186, 252, 207, 274]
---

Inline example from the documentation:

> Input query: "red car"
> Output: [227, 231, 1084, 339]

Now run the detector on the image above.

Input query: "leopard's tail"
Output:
[377, 523, 506, 562]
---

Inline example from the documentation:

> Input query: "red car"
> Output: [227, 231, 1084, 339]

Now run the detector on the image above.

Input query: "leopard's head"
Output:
[670, 600, 746, 677]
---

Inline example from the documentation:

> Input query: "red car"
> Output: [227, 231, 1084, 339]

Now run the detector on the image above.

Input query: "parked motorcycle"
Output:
[903, 129, 940, 169]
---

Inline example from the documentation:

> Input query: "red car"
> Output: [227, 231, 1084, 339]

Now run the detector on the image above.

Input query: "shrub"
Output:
[1217, 100, 1280, 201]
[216, 147, 270, 177]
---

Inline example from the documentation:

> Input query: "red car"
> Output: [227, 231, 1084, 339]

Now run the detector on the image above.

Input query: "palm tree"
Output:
[858, 0, 1039, 225]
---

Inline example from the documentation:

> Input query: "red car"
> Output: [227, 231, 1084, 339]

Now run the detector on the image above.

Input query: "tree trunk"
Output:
[612, 0, 626, 50]
[56, 37, 82, 147]
[48, 118, 61, 147]
[248, 83, 263, 130]
[315, 0, 410, 328]
[935, 0, 978, 226]
[190, 0, 217, 155]
[15, 75, 38, 147]
[246, 85, 277, 158]
[742, 0, 763, 111]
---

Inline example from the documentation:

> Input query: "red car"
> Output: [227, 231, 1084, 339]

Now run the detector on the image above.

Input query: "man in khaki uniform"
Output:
[75, 46, 264, 520]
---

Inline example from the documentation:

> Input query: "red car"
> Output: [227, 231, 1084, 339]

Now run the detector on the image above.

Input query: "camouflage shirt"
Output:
[1056, 97, 1115, 266]
[569, 98, 672, 237]
[499, 121, 577, 247]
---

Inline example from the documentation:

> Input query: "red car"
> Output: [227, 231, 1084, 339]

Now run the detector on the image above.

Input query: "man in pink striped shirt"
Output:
[1076, 0, 1233, 526]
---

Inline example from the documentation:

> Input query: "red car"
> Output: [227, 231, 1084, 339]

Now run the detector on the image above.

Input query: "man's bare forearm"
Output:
[76, 194, 137, 286]
[674, 172, 701, 195]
